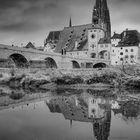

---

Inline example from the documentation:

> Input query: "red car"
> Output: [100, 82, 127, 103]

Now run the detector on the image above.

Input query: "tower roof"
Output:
[95, 0, 102, 9]
[102, 0, 108, 9]
[92, 0, 111, 38]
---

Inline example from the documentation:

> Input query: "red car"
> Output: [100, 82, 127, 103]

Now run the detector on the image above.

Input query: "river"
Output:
[0, 86, 140, 140]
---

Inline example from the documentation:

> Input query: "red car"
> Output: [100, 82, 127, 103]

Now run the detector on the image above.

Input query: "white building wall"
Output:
[88, 28, 105, 55]
[111, 46, 139, 65]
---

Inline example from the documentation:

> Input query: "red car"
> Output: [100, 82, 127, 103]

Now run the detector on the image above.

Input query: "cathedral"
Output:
[44, 0, 112, 68]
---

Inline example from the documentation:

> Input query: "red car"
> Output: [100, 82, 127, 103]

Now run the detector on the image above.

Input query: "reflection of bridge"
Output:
[0, 44, 110, 69]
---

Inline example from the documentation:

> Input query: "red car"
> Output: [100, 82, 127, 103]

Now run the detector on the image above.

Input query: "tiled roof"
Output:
[98, 38, 111, 44]
[25, 42, 36, 49]
[111, 32, 121, 39]
[118, 30, 140, 46]
[46, 31, 61, 41]
[55, 24, 93, 53]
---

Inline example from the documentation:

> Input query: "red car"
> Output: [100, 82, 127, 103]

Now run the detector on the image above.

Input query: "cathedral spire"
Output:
[69, 17, 72, 27]
[95, 0, 102, 9]
[92, 0, 111, 38]
[102, 0, 108, 9]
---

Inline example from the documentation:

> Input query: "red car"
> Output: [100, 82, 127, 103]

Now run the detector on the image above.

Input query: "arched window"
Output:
[130, 55, 134, 58]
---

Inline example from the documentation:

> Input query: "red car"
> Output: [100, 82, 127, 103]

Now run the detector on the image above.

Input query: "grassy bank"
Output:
[0, 67, 131, 90]
[1, 67, 140, 90]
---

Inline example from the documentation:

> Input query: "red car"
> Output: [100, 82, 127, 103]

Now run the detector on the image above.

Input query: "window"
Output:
[82, 33, 85, 36]
[91, 34, 95, 39]
[83, 29, 86, 32]
[130, 55, 134, 58]
[91, 53, 96, 58]
[131, 49, 134, 52]
[125, 55, 128, 59]
[116, 61, 118, 64]
[101, 45, 103, 48]
[120, 52, 123, 55]
[125, 49, 128, 52]
[120, 58, 123, 61]
[121, 47, 123, 50]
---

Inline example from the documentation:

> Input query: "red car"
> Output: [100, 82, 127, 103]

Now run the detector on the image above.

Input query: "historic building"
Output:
[44, 0, 112, 68]
[111, 29, 140, 65]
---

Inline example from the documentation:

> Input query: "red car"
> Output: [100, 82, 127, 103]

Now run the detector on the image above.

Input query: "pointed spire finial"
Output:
[69, 17, 72, 27]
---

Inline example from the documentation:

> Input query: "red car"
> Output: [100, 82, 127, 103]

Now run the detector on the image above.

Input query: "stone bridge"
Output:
[0, 44, 110, 69]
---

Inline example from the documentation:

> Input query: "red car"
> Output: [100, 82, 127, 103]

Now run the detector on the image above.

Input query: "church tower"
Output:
[92, 0, 111, 38]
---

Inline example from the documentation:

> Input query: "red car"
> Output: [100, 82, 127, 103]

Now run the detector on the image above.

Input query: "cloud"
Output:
[0, 0, 139, 45]
[0, 0, 71, 32]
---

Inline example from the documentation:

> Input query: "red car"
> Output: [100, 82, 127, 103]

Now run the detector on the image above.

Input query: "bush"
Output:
[86, 72, 119, 85]
[54, 76, 84, 85]
[125, 78, 140, 88]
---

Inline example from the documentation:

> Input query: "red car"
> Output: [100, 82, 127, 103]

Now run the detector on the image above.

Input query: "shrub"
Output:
[54, 76, 84, 85]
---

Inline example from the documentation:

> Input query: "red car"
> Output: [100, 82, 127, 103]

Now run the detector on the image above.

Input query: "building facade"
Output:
[44, 0, 112, 68]
[111, 30, 140, 65]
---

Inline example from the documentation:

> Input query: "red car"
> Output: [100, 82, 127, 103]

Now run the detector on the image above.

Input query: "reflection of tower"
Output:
[93, 110, 111, 140]
[88, 98, 105, 119]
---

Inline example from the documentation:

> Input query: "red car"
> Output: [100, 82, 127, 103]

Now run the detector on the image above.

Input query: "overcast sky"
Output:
[0, 0, 139, 46]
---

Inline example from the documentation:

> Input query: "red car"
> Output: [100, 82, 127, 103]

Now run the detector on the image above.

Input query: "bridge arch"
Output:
[45, 57, 57, 68]
[93, 62, 107, 68]
[9, 53, 29, 68]
[72, 60, 80, 69]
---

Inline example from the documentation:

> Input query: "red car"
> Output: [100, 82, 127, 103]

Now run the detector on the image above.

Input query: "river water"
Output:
[0, 86, 140, 140]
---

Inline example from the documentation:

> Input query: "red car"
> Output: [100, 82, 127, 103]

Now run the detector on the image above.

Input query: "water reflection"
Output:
[46, 93, 112, 140]
[0, 86, 140, 140]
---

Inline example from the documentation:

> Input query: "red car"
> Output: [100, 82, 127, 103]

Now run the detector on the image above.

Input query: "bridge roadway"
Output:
[0, 44, 110, 69]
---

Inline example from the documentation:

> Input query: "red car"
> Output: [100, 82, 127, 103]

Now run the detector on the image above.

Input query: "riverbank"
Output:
[0, 67, 139, 90]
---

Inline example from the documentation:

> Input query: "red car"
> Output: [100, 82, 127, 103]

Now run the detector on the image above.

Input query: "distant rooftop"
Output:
[118, 30, 140, 46]
[112, 30, 140, 47]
